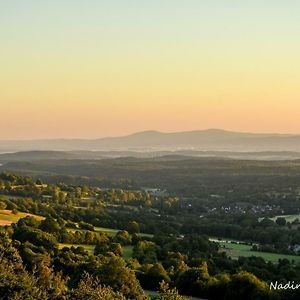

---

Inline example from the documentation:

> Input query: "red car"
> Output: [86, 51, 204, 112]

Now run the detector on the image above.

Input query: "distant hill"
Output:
[1, 149, 300, 163]
[1, 129, 300, 152]
[2, 156, 300, 196]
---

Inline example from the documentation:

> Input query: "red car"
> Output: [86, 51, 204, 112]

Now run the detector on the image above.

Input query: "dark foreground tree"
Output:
[70, 272, 126, 300]
[93, 254, 147, 300]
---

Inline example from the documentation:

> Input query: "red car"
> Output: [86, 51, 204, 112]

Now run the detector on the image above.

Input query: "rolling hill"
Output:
[1, 129, 300, 152]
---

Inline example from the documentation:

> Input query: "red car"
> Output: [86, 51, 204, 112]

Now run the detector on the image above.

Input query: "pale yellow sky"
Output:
[1, 1, 300, 139]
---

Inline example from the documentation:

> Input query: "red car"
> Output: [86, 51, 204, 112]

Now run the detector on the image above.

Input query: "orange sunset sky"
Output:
[0, 1, 300, 139]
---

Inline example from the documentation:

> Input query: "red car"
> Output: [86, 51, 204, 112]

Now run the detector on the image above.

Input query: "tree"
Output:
[155, 281, 187, 300]
[225, 271, 275, 300]
[36, 179, 43, 185]
[0, 240, 66, 300]
[0, 255, 46, 299]
[93, 254, 147, 299]
[146, 263, 170, 289]
[71, 273, 126, 300]
[59, 191, 67, 203]
[12, 208, 18, 215]
[94, 241, 110, 256]
[110, 243, 123, 256]
[115, 230, 131, 245]
[128, 221, 140, 234]
[17, 216, 39, 228]
[176, 262, 217, 298]
[40, 216, 61, 234]
[133, 240, 157, 264]
[13, 225, 58, 250]
[0, 201, 7, 210]
[34, 262, 67, 299]
[276, 217, 286, 226]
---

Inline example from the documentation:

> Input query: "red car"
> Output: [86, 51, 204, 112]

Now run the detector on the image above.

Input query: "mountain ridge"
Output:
[1, 129, 300, 152]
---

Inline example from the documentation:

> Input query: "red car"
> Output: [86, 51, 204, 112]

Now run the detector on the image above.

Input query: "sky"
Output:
[0, 0, 300, 139]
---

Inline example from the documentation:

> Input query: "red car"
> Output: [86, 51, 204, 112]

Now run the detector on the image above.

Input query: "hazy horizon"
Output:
[0, 128, 300, 142]
[1, 1, 300, 139]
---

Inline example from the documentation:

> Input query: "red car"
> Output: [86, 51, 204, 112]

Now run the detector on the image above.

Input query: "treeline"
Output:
[0, 215, 299, 300]
[3, 157, 300, 196]
[1, 173, 300, 299]
[1, 172, 300, 255]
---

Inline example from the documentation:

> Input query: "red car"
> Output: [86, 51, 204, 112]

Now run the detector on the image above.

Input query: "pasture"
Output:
[58, 243, 133, 259]
[95, 226, 153, 238]
[0, 209, 44, 226]
[271, 214, 300, 223]
[58, 243, 95, 255]
[218, 241, 300, 263]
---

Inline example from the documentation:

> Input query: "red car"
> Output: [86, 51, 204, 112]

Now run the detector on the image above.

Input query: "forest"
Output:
[0, 171, 300, 299]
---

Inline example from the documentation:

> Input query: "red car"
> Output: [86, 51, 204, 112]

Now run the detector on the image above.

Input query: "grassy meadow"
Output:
[2, 206, 298, 265]
[270, 214, 300, 223]
[95, 226, 153, 238]
[58, 243, 96, 255]
[58, 243, 134, 259]
[218, 241, 300, 263]
[0, 209, 44, 226]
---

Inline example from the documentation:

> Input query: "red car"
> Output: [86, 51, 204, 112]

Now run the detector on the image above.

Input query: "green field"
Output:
[258, 214, 300, 223]
[209, 236, 250, 243]
[94, 226, 120, 236]
[94, 226, 153, 238]
[68, 226, 152, 238]
[2, 208, 298, 264]
[0, 209, 44, 226]
[58, 243, 96, 255]
[218, 241, 300, 263]
[58, 243, 133, 259]
[271, 214, 300, 223]
[0, 195, 24, 200]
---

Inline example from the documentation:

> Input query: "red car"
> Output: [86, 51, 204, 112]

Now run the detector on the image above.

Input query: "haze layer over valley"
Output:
[1, 129, 300, 154]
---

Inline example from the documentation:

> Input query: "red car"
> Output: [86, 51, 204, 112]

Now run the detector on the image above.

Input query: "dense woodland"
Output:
[0, 171, 300, 299]
[3, 156, 300, 195]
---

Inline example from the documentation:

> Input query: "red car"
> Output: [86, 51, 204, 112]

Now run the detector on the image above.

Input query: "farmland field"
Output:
[94, 226, 120, 236]
[58, 243, 133, 259]
[95, 226, 153, 238]
[218, 241, 300, 263]
[270, 214, 300, 223]
[0, 209, 44, 226]
[58, 243, 96, 255]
